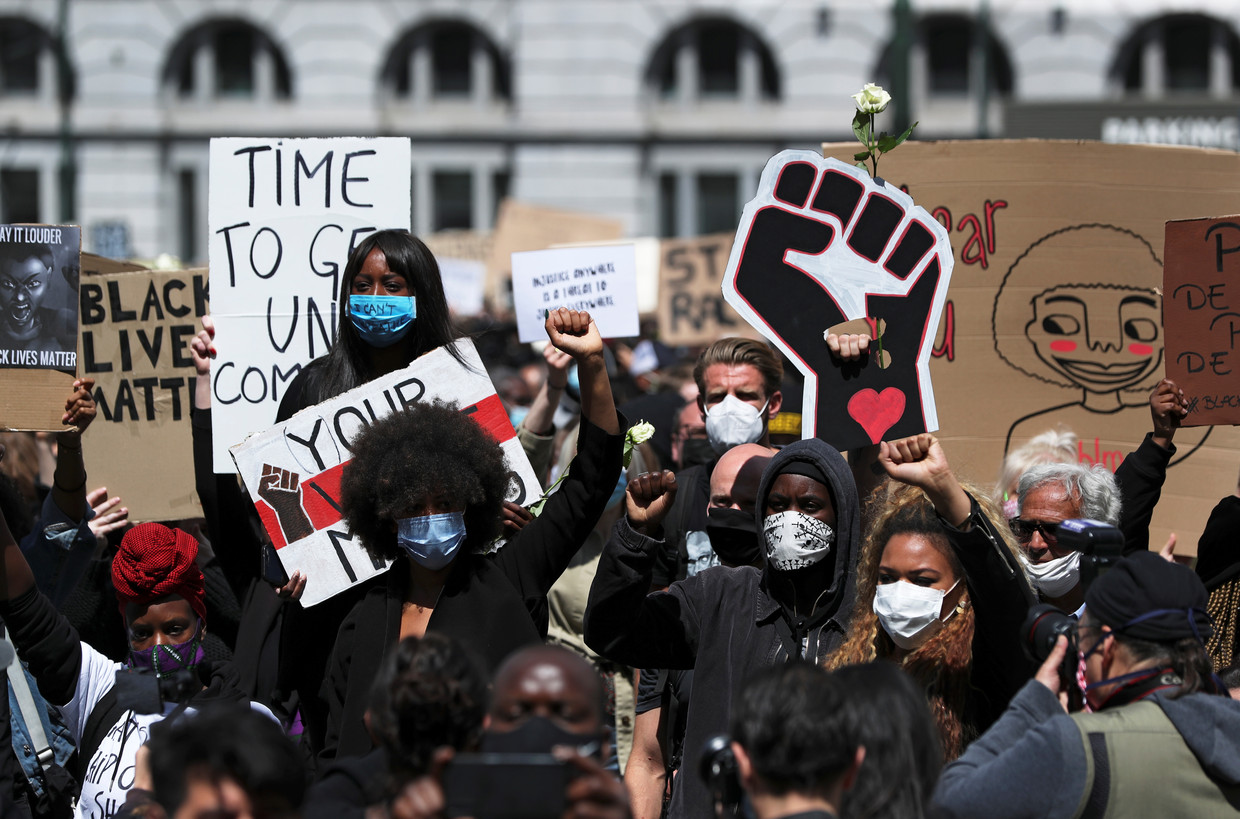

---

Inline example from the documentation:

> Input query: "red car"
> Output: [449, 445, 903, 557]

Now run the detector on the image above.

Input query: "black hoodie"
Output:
[585, 438, 860, 819]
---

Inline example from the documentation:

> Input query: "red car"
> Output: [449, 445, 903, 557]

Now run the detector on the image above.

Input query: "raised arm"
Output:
[1115, 377, 1186, 554]
[546, 307, 619, 436]
[50, 378, 96, 523]
[879, 433, 971, 527]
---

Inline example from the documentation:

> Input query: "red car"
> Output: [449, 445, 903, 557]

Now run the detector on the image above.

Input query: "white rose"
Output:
[852, 83, 892, 114]
[627, 421, 655, 446]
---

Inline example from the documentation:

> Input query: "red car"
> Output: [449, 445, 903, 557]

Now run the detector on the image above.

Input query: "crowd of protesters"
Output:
[0, 229, 1238, 819]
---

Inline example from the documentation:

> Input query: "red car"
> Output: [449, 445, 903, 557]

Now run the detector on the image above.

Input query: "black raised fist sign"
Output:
[722, 150, 954, 450]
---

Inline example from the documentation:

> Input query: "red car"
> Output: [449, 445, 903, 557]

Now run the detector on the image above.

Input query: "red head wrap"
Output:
[112, 522, 207, 624]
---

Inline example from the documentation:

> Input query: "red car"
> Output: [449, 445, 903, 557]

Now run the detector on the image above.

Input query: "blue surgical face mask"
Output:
[349, 294, 416, 348]
[397, 512, 467, 571]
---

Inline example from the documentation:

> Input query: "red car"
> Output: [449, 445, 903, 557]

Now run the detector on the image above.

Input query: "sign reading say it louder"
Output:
[229, 339, 542, 607]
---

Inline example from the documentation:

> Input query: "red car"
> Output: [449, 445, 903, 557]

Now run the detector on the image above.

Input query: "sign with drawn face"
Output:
[229, 339, 541, 607]
[721, 149, 955, 451]
[820, 140, 1240, 555]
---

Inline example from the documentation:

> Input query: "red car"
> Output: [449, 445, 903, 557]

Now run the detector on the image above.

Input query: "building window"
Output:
[0, 169, 40, 223]
[164, 19, 292, 100]
[381, 21, 511, 103]
[0, 17, 70, 99]
[658, 172, 741, 238]
[1115, 15, 1240, 96]
[433, 171, 473, 231]
[178, 169, 197, 263]
[648, 18, 780, 103]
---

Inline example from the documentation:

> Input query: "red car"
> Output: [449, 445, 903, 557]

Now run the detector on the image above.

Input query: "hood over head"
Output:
[754, 439, 860, 612]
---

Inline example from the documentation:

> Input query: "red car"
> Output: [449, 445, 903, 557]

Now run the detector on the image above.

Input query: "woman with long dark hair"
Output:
[828, 434, 1036, 760]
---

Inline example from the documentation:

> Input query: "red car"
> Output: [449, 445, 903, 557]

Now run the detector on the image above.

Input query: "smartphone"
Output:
[443, 753, 571, 819]
[261, 542, 290, 588]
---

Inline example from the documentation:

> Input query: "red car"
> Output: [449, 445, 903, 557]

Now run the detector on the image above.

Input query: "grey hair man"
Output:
[1011, 461, 1121, 614]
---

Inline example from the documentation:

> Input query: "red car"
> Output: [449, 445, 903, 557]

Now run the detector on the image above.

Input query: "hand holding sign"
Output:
[722, 150, 953, 451]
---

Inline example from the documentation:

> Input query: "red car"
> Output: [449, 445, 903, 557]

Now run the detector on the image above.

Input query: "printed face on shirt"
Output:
[125, 596, 198, 652]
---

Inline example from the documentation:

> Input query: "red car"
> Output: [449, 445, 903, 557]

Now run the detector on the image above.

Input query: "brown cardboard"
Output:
[486, 200, 624, 310]
[0, 226, 82, 432]
[656, 233, 762, 346]
[821, 140, 1240, 556]
[78, 265, 208, 522]
[1164, 215, 1240, 426]
[423, 229, 493, 263]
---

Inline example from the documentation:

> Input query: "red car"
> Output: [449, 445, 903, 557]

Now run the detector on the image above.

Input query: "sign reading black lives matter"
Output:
[0, 225, 81, 431]
[208, 137, 412, 472]
[721, 150, 954, 452]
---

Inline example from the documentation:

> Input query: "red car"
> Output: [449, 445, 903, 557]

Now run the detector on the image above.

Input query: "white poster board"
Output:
[511, 245, 639, 342]
[438, 257, 487, 316]
[208, 137, 412, 471]
[229, 340, 542, 607]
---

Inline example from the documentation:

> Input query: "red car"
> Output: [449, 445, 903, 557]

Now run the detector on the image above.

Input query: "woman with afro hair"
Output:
[320, 307, 624, 761]
[828, 434, 1036, 760]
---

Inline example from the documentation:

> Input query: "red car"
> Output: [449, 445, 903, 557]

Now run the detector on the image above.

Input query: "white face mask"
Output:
[1021, 550, 1081, 598]
[873, 578, 961, 651]
[704, 395, 767, 455]
[762, 511, 834, 571]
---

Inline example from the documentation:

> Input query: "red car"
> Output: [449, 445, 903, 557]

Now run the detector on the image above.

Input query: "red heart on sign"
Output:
[847, 388, 907, 444]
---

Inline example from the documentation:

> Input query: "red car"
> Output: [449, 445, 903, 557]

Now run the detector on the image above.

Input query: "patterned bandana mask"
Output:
[762, 511, 835, 571]
[128, 619, 206, 679]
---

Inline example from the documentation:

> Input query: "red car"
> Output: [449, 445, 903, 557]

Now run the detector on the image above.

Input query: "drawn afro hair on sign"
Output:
[992, 223, 1165, 398]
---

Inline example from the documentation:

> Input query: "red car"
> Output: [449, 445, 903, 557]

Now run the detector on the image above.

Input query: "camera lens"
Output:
[1022, 603, 1077, 662]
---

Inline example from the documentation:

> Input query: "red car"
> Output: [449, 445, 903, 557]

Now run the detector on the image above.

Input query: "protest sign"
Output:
[1164, 215, 1240, 427]
[229, 339, 541, 606]
[723, 150, 955, 451]
[658, 233, 763, 346]
[511, 244, 639, 342]
[820, 139, 1240, 555]
[0, 225, 81, 431]
[486, 201, 624, 310]
[78, 262, 207, 521]
[425, 230, 490, 316]
[208, 137, 412, 472]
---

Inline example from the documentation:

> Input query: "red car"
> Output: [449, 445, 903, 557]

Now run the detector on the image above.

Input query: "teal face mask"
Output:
[349, 295, 416, 348]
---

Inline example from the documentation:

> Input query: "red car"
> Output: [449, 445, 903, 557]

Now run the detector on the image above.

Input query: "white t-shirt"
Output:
[61, 642, 276, 819]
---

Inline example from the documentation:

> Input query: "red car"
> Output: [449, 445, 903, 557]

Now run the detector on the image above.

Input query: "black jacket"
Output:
[584, 438, 860, 819]
[320, 413, 624, 762]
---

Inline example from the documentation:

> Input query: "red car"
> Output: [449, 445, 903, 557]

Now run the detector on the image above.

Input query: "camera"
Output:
[1054, 518, 1124, 588]
[443, 753, 571, 819]
[112, 668, 199, 715]
[700, 734, 744, 818]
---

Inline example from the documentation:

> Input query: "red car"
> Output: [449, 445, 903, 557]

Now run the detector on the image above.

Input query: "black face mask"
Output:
[480, 716, 604, 759]
[678, 438, 716, 471]
[706, 506, 762, 568]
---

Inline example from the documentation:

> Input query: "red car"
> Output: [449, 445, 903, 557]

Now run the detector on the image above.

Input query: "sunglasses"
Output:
[1009, 518, 1061, 546]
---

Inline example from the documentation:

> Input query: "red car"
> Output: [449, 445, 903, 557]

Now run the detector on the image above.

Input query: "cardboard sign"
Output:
[658, 233, 763, 345]
[821, 139, 1240, 556]
[0, 225, 81, 431]
[511, 244, 639, 342]
[723, 150, 955, 450]
[229, 339, 542, 607]
[208, 137, 412, 472]
[1164, 215, 1240, 426]
[486, 201, 624, 310]
[78, 264, 208, 522]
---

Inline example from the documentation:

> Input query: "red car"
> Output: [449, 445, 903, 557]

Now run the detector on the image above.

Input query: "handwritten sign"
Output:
[79, 265, 208, 521]
[511, 244, 639, 343]
[1165, 215, 1240, 426]
[229, 339, 542, 607]
[0, 225, 81, 431]
[656, 233, 761, 346]
[208, 137, 412, 471]
[722, 150, 954, 450]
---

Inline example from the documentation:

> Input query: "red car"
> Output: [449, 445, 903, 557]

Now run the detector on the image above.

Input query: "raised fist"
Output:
[626, 470, 678, 534]
[258, 463, 313, 542]
[723, 150, 952, 449]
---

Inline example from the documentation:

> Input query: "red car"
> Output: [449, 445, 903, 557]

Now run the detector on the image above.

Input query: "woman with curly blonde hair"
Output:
[828, 434, 1036, 761]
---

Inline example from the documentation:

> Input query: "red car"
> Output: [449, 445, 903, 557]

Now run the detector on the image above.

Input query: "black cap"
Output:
[1085, 551, 1212, 643]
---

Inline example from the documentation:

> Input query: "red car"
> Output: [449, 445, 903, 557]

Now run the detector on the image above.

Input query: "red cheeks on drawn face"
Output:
[1050, 340, 1076, 352]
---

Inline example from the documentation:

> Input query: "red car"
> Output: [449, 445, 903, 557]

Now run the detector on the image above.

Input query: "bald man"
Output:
[705, 443, 772, 571]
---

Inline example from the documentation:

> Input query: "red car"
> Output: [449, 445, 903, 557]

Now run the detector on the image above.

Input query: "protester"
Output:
[730, 662, 862, 819]
[655, 338, 783, 585]
[585, 437, 860, 819]
[828, 434, 1035, 758]
[627, 443, 771, 819]
[993, 428, 1077, 519]
[1196, 468, 1240, 666]
[116, 704, 304, 819]
[321, 307, 623, 761]
[833, 662, 942, 819]
[933, 552, 1240, 817]
[305, 634, 487, 819]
